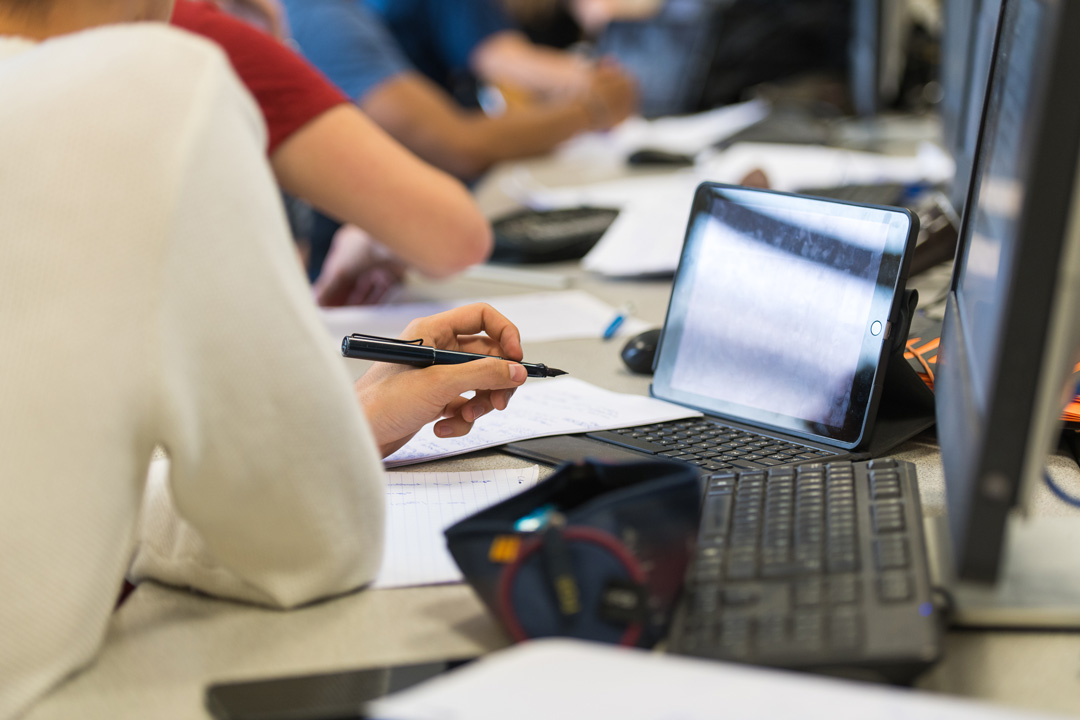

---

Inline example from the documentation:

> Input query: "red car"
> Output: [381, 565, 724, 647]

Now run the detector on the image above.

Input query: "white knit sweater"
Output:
[0, 24, 385, 719]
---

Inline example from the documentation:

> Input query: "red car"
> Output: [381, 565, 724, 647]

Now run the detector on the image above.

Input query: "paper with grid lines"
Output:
[376, 466, 541, 589]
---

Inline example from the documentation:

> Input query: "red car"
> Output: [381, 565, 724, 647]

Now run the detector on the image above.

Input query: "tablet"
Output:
[651, 183, 918, 449]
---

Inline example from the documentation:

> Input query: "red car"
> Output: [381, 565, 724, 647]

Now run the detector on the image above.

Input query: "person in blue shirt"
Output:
[362, 0, 514, 96]
[281, 0, 637, 180]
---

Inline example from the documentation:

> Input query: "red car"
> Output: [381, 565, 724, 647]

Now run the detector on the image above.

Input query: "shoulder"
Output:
[11, 23, 264, 153]
[33, 23, 230, 89]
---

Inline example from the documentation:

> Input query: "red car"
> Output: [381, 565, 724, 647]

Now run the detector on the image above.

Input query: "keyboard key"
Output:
[829, 608, 862, 649]
[794, 577, 824, 606]
[827, 574, 860, 604]
[872, 502, 906, 533]
[879, 571, 914, 602]
[730, 459, 767, 470]
[757, 614, 789, 649]
[792, 611, 825, 650]
[722, 584, 761, 607]
[874, 537, 909, 569]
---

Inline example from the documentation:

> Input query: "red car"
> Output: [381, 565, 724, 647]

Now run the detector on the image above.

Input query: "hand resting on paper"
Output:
[355, 303, 529, 457]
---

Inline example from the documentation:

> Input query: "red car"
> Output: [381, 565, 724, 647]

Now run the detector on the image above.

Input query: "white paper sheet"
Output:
[376, 466, 540, 589]
[383, 377, 701, 467]
[566, 142, 955, 277]
[697, 140, 956, 193]
[321, 290, 648, 345]
[368, 639, 1066, 720]
[581, 186, 698, 276]
[554, 99, 770, 162]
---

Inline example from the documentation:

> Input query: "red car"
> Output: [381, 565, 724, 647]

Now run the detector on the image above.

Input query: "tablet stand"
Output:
[861, 288, 937, 459]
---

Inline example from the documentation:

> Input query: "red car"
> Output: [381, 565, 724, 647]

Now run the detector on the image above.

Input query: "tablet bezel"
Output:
[650, 182, 918, 450]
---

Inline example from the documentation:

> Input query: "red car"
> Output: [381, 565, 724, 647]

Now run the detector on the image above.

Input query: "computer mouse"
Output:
[621, 328, 662, 375]
[626, 148, 695, 167]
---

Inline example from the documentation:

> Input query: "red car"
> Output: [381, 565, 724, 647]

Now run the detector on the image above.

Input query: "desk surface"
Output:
[26, 147, 1080, 720]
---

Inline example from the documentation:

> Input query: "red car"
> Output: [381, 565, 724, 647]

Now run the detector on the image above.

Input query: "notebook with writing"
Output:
[505, 182, 934, 472]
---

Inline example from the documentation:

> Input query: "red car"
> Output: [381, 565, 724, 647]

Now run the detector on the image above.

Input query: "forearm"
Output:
[271, 104, 492, 278]
[361, 74, 595, 180]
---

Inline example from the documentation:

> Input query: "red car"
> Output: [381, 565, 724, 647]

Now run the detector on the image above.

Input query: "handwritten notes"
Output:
[384, 377, 701, 467]
[377, 466, 540, 588]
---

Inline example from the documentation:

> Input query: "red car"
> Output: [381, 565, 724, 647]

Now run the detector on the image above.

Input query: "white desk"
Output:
[26, 142, 1080, 720]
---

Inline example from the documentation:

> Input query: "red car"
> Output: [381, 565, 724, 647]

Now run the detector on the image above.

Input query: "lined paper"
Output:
[376, 466, 541, 589]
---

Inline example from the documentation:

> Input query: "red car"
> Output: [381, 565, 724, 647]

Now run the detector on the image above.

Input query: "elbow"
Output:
[428, 125, 499, 182]
[437, 146, 495, 183]
[418, 210, 493, 279]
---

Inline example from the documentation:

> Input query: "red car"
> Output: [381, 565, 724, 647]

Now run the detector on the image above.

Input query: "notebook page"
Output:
[383, 377, 702, 468]
[376, 466, 541, 589]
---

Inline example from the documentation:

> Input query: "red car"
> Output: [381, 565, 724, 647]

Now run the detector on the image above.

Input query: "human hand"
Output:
[354, 304, 528, 457]
[313, 224, 407, 306]
[582, 60, 639, 130]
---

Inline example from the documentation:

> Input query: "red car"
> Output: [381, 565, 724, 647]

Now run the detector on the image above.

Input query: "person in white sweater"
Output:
[0, 0, 529, 717]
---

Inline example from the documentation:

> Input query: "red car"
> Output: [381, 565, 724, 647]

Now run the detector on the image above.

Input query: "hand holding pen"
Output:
[343, 335, 567, 378]
[350, 303, 565, 457]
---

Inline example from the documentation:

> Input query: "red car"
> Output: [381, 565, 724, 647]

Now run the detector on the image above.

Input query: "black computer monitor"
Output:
[593, 0, 722, 119]
[942, 0, 1003, 214]
[939, 0, 978, 156]
[934, 0, 1080, 625]
[848, 0, 908, 116]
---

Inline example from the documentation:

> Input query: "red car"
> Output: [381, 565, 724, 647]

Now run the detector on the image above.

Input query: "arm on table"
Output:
[271, 103, 492, 279]
[360, 66, 636, 180]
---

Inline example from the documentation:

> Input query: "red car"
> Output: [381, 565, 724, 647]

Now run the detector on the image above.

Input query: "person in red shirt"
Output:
[171, 0, 492, 304]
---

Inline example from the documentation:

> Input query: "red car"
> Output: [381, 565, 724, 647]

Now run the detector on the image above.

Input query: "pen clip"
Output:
[348, 333, 426, 346]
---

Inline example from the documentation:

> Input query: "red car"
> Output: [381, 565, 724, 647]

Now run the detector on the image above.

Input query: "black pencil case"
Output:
[444, 459, 701, 648]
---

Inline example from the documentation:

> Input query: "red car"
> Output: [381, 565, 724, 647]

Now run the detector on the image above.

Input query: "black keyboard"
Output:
[667, 459, 941, 682]
[586, 418, 841, 474]
[489, 206, 619, 264]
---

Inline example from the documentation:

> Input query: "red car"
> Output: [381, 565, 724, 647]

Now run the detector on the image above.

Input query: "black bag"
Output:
[445, 459, 701, 648]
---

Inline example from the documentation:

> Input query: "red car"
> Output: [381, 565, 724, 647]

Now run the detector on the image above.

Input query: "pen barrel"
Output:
[342, 336, 553, 377]
[341, 336, 436, 367]
[432, 349, 549, 377]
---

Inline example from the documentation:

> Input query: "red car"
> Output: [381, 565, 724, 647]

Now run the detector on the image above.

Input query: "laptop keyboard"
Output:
[667, 458, 940, 681]
[586, 418, 840, 473]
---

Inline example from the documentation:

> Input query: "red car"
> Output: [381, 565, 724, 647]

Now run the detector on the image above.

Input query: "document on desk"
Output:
[554, 142, 955, 277]
[697, 141, 956, 193]
[321, 290, 648, 345]
[377, 466, 540, 588]
[554, 99, 770, 161]
[383, 377, 701, 467]
[368, 638, 1068, 720]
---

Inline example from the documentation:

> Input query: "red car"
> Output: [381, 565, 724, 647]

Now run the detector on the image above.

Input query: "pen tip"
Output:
[547, 367, 568, 377]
